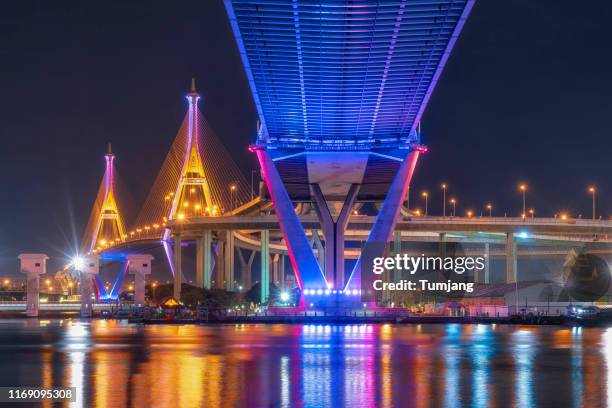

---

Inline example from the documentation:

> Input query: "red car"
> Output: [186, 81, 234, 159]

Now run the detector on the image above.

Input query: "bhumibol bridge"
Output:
[18, 1, 612, 316]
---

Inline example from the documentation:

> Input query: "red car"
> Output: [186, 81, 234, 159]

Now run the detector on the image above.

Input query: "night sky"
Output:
[1, 1, 610, 274]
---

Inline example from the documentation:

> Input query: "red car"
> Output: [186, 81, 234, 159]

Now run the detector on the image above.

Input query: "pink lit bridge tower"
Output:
[224, 0, 475, 306]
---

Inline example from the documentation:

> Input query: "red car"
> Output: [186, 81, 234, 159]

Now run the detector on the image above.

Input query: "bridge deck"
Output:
[169, 215, 612, 241]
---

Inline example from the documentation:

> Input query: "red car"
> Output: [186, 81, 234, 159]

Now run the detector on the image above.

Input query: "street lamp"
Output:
[441, 183, 447, 217]
[486, 203, 493, 217]
[519, 184, 527, 217]
[466, 210, 473, 218]
[528, 208, 535, 219]
[449, 198, 457, 217]
[230, 184, 237, 210]
[152, 281, 157, 302]
[588, 186, 596, 220]
[421, 191, 429, 216]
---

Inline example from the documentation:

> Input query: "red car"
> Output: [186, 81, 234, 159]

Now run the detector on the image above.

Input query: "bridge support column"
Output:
[173, 234, 182, 300]
[506, 233, 517, 283]
[224, 230, 235, 291]
[79, 256, 99, 317]
[128, 254, 153, 306]
[280, 255, 286, 289]
[196, 235, 204, 288]
[255, 148, 326, 290]
[260, 230, 270, 303]
[216, 239, 225, 289]
[346, 149, 421, 291]
[483, 243, 490, 284]
[203, 230, 212, 289]
[18, 254, 48, 317]
[272, 254, 280, 286]
[439, 233, 447, 258]
[237, 249, 255, 290]
[311, 184, 359, 289]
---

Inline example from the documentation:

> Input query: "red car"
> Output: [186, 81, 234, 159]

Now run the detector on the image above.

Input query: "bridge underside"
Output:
[226, 0, 475, 296]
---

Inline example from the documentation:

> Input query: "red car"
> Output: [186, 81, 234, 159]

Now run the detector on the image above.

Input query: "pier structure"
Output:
[18, 253, 49, 317]
[79, 255, 99, 317]
[127, 254, 153, 306]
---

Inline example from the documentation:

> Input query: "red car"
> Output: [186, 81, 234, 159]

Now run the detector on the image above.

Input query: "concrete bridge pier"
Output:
[279, 255, 286, 289]
[261, 229, 270, 303]
[196, 230, 212, 289]
[272, 254, 280, 286]
[506, 232, 517, 283]
[18, 253, 49, 317]
[80, 255, 99, 317]
[216, 238, 225, 289]
[224, 230, 235, 291]
[128, 254, 153, 306]
[173, 234, 182, 300]
[237, 249, 255, 290]
[311, 184, 359, 290]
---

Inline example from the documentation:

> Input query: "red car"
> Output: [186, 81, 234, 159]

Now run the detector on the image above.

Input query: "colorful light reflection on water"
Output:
[0, 320, 611, 407]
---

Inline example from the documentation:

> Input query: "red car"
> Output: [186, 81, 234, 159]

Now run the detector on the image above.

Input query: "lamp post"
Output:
[466, 210, 473, 218]
[421, 191, 429, 216]
[529, 208, 535, 219]
[441, 183, 447, 217]
[588, 186, 596, 220]
[449, 198, 456, 217]
[230, 184, 237, 210]
[486, 203, 493, 217]
[519, 184, 527, 218]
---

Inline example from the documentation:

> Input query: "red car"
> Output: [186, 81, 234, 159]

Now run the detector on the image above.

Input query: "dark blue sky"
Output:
[1, 1, 610, 273]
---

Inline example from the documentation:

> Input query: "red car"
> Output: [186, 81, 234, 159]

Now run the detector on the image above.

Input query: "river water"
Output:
[0, 320, 610, 407]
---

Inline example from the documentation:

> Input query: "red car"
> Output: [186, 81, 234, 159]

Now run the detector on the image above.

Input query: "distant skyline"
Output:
[1, 0, 611, 273]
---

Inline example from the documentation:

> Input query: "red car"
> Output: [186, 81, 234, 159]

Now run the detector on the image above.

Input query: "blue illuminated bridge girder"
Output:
[225, 0, 475, 150]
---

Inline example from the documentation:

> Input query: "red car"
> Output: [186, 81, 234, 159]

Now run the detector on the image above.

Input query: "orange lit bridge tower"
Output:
[133, 79, 250, 298]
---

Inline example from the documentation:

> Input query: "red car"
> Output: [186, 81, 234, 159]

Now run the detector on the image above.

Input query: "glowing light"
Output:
[517, 231, 529, 239]
[100, 239, 107, 245]
[561, 213, 569, 220]
[3, 279, 9, 285]
[177, 213, 185, 220]
[70, 257, 86, 271]
[195, 204, 201, 210]
[280, 292, 290, 301]
[190, 187, 196, 193]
